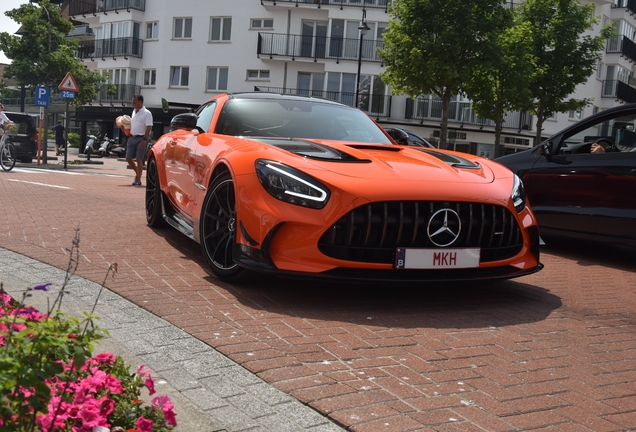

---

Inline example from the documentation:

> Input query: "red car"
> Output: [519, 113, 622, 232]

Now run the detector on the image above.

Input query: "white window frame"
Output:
[207, 67, 229, 91]
[170, 66, 189, 87]
[146, 21, 159, 40]
[246, 70, 270, 81]
[173, 17, 192, 39]
[250, 18, 273, 30]
[143, 69, 156, 86]
[210, 17, 232, 42]
[569, 108, 583, 120]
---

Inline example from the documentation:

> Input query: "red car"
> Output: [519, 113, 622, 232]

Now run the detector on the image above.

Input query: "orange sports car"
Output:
[145, 93, 543, 282]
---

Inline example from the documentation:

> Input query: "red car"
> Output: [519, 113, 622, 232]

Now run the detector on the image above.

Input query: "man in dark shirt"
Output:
[54, 120, 66, 155]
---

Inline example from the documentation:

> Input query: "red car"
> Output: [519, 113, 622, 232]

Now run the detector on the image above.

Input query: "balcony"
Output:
[611, 0, 636, 16]
[254, 86, 392, 118]
[258, 33, 383, 63]
[261, 0, 391, 11]
[407, 99, 533, 131]
[69, 0, 145, 18]
[67, 25, 94, 39]
[606, 35, 636, 64]
[602, 79, 636, 103]
[76, 37, 143, 60]
[93, 84, 140, 105]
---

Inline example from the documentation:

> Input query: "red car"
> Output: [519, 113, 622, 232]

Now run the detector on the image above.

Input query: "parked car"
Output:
[146, 92, 542, 282]
[496, 103, 636, 246]
[4, 112, 38, 163]
[384, 127, 435, 148]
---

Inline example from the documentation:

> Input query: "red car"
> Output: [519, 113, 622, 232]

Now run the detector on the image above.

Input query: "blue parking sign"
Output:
[35, 86, 50, 107]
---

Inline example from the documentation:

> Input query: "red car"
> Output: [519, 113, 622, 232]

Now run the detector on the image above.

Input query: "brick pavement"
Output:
[1, 152, 635, 431]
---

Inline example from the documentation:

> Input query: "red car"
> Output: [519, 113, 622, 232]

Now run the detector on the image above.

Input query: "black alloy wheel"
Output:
[145, 157, 166, 227]
[200, 172, 248, 281]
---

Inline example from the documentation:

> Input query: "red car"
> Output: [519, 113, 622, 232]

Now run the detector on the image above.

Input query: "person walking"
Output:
[54, 120, 66, 155]
[124, 94, 153, 186]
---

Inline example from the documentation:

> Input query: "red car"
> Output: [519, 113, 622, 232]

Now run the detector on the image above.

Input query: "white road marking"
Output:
[9, 167, 125, 178]
[6, 179, 71, 189]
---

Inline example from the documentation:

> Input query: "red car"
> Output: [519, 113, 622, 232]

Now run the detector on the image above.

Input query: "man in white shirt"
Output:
[125, 94, 153, 186]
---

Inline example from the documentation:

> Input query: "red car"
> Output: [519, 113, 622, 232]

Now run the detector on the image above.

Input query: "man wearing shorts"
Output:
[125, 94, 153, 186]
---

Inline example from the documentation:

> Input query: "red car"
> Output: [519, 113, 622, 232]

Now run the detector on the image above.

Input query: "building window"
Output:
[251, 19, 273, 30]
[143, 69, 156, 86]
[210, 17, 232, 42]
[569, 109, 583, 120]
[170, 66, 189, 87]
[173, 18, 192, 39]
[246, 70, 270, 80]
[207, 67, 228, 91]
[596, 61, 603, 80]
[146, 22, 158, 40]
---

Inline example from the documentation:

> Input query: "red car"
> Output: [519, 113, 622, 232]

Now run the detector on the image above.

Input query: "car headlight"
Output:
[511, 174, 526, 212]
[255, 160, 330, 209]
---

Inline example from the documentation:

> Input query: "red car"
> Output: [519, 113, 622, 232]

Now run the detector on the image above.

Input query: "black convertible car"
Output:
[496, 104, 636, 246]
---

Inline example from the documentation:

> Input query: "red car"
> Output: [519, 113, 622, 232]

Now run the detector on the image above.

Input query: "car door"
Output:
[522, 112, 636, 242]
[163, 102, 217, 219]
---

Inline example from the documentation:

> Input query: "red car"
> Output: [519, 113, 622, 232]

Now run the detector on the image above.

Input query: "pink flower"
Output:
[78, 404, 102, 429]
[135, 416, 154, 432]
[92, 352, 116, 365]
[152, 395, 177, 426]
[137, 364, 152, 377]
[144, 377, 156, 395]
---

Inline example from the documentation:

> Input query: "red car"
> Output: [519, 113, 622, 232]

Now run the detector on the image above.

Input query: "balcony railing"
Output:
[94, 84, 140, 104]
[261, 0, 391, 11]
[69, 0, 145, 17]
[606, 35, 636, 64]
[254, 86, 392, 118]
[258, 33, 383, 62]
[1, 95, 67, 107]
[76, 37, 143, 60]
[611, 0, 636, 15]
[407, 99, 533, 131]
[602, 79, 636, 103]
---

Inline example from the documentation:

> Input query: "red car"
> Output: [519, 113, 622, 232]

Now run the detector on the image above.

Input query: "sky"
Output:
[1, 0, 30, 64]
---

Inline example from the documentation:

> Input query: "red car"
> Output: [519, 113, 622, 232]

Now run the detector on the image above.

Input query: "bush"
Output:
[0, 230, 177, 431]
[67, 132, 80, 148]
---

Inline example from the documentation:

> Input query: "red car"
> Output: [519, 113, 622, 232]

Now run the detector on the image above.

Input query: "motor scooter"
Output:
[84, 133, 103, 157]
[97, 135, 118, 157]
[109, 139, 126, 159]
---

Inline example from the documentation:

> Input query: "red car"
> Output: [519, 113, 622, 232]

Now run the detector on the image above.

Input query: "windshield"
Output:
[215, 98, 392, 144]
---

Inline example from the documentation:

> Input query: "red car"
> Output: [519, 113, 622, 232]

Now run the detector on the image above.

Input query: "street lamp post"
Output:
[355, 9, 370, 109]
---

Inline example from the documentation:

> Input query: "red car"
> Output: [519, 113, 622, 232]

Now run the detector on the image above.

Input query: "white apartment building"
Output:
[45, 0, 636, 154]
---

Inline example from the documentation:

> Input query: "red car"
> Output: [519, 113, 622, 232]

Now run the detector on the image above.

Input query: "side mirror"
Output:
[535, 141, 554, 161]
[389, 128, 409, 144]
[171, 113, 198, 131]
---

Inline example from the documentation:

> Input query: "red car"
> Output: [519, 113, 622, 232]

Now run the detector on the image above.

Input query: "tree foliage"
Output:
[379, 0, 507, 149]
[0, 0, 105, 107]
[519, 0, 614, 145]
[465, 15, 536, 157]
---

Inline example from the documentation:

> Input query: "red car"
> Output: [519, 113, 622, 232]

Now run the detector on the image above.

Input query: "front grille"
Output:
[318, 201, 523, 264]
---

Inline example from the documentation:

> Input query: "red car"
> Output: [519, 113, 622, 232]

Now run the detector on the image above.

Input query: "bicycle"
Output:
[0, 122, 17, 172]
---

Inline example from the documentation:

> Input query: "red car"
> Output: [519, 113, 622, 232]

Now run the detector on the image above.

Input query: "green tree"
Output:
[0, 0, 104, 107]
[379, 0, 508, 149]
[465, 17, 536, 158]
[520, 0, 613, 145]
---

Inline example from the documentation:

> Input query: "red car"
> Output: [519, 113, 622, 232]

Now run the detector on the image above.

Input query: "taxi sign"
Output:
[58, 72, 79, 92]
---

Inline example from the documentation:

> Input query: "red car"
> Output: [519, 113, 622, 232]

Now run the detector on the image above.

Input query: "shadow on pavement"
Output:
[541, 236, 636, 273]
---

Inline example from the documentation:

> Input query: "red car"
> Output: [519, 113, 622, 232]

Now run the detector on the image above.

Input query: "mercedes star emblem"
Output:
[427, 208, 461, 247]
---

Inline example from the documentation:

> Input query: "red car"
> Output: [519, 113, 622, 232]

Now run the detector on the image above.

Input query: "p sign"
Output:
[35, 86, 50, 107]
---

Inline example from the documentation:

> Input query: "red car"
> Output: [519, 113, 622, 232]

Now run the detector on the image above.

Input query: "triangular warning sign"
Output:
[58, 72, 79, 92]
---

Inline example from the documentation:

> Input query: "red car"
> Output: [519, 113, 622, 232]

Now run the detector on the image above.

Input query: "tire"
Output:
[19, 157, 33, 164]
[200, 172, 250, 281]
[1, 141, 17, 172]
[145, 157, 167, 227]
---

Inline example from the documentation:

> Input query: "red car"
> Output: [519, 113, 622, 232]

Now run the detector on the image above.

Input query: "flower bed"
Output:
[0, 230, 177, 432]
